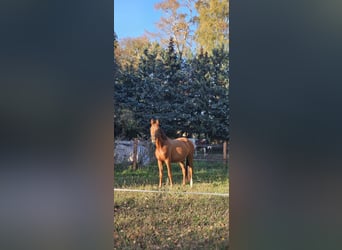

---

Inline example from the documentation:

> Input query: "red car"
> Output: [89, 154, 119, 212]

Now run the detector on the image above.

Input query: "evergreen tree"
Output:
[114, 62, 141, 139]
[206, 46, 229, 140]
[114, 36, 229, 142]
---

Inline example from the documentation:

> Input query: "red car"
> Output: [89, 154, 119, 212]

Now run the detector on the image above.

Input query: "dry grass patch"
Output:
[114, 161, 229, 249]
[114, 191, 229, 249]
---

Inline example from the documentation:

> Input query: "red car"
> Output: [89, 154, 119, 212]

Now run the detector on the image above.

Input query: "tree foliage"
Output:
[149, 0, 229, 57]
[114, 34, 229, 141]
[114, 36, 151, 69]
[195, 0, 229, 54]
[114, 1, 229, 141]
[150, 0, 197, 59]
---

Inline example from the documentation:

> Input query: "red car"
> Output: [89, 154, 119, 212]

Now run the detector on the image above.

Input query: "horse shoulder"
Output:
[155, 144, 169, 160]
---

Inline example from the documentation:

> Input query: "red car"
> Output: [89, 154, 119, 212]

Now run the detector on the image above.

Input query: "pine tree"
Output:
[206, 46, 229, 140]
[114, 34, 229, 141]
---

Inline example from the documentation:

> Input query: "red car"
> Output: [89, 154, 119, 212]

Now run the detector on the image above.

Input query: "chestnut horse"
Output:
[150, 119, 194, 188]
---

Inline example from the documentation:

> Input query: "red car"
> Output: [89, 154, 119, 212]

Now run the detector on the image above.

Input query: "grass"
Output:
[114, 161, 229, 249]
[114, 161, 229, 190]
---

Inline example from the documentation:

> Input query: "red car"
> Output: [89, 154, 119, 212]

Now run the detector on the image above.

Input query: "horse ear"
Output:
[150, 119, 155, 125]
[156, 119, 159, 125]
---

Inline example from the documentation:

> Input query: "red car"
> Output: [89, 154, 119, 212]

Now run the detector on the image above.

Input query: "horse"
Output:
[150, 119, 195, 188]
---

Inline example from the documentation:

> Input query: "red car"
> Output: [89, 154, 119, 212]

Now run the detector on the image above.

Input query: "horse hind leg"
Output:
[187, 156, 194, 188]
[179, 161, 186, 186]
[189, 166, 193, 187]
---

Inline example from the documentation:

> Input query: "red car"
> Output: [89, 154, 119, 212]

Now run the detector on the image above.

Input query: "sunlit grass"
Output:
[114, 161, 229, 191]
[114, 161, 229, 249]
[114, 191, 229, 250]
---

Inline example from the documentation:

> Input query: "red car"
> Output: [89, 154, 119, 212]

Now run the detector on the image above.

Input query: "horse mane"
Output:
[158, 127, 168, 141]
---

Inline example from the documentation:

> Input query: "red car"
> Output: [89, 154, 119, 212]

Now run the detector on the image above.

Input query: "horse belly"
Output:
[170, 146, 188, 162]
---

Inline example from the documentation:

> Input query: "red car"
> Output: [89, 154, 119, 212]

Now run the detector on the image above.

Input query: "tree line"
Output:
[114, 0, 229, 142]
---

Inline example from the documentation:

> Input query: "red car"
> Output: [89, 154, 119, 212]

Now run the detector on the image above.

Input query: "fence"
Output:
[114, 139, 228, 167]
[194, 141, 228, 162]
[114, 140, 154, 167]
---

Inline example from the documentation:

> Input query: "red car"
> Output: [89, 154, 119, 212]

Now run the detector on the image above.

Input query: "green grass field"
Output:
[114, 161, 229, 250]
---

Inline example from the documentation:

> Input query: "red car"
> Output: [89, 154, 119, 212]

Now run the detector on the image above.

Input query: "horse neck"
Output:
[155, 130, 168, 147]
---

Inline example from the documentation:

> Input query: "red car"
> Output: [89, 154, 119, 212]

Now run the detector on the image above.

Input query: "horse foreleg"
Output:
[165, 159, 173, 187]
[157, 160, 163, 188]
[179, 162, 186, 186]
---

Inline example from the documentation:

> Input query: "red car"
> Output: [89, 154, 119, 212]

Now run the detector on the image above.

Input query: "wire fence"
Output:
[194, 143, 228, 162]
[114, 139, 229, 167]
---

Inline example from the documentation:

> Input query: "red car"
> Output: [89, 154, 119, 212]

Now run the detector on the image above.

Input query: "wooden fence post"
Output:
[132, 138, 138, 170]
[223, 140, 227, 161]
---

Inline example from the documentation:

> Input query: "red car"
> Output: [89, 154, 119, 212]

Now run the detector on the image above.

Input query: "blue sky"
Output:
[114, 0, 162, 39]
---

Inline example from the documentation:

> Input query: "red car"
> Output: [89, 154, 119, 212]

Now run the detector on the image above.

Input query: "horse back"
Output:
[174, 137, 195, 153]
[155, 137, 194, 162]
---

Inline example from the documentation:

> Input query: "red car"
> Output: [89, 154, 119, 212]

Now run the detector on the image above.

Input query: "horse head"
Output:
[150, 119, 160, 144]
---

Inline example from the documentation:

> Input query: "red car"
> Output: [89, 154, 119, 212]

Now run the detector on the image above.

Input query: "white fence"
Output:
[114, 140, 151, 166]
